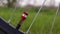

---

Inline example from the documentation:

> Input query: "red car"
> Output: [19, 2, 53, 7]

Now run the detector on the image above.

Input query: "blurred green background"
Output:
[0, 7, 60, 34]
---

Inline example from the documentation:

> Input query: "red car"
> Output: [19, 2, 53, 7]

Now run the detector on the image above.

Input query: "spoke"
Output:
[8, 0, 20, 23]
[49, 3, 60, 34]
[25, 0, 46, 34]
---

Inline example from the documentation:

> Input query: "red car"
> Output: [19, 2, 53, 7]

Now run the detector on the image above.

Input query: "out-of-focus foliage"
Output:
[7, 0, 16, 7]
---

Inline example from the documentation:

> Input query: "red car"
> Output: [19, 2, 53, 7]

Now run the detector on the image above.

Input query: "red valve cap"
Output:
[21, 11, 28, 21]
[23, 12, 28, 15]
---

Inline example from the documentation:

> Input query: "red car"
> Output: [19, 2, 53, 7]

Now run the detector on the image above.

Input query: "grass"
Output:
[0, 7, 60, 34]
